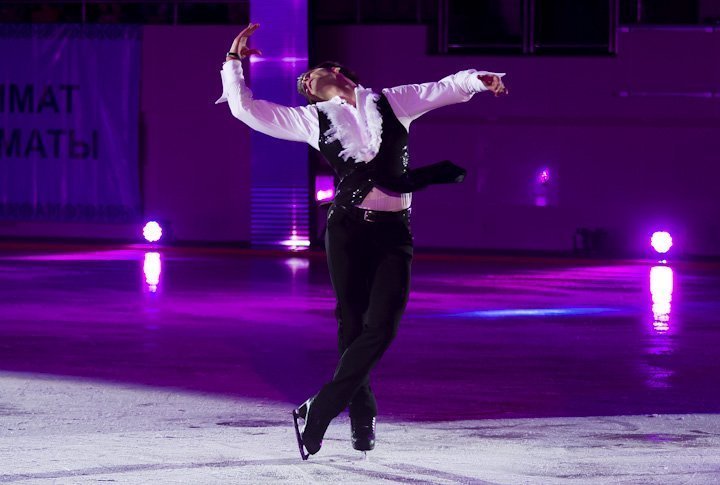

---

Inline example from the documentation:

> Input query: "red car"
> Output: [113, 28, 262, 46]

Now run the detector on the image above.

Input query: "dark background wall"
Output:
[315, 25, 720, 257]
[142, 26, 251, 244]
[1, 2, 718, 256]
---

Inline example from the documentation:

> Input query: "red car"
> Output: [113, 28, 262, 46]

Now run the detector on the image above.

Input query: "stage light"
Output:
[316, 189, 334, 201]
[280, 228, 310, 251]
[315, 175, 335, 202]
[651, 231, 672, 254]
[143, 221, 162, 243]
[280, 234, 311, 250]
[533, 166, 553, 207]
[537, 167, 550, 184]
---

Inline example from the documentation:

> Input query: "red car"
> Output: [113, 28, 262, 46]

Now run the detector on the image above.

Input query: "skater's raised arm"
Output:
[215, 24, 320, 149]
[382, 70, 508, 129]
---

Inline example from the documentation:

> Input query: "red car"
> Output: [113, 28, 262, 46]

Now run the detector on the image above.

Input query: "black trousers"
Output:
[311, 204, 413, 425]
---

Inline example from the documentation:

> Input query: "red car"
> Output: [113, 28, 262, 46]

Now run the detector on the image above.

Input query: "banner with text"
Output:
[0, 24, 141, 223]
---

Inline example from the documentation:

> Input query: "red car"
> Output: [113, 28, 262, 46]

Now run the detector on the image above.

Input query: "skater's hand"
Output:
[227, 23, 262, 61]
[478, 74, 508, 97]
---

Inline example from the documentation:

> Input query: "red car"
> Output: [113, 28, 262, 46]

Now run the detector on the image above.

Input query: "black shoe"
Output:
[351, 416, 376, 451]
[292, 397, 324, 460]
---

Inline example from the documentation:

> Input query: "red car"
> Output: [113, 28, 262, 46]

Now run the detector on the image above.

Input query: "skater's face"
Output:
[300, 67, 336, 101]
[299, 67, 354, 103]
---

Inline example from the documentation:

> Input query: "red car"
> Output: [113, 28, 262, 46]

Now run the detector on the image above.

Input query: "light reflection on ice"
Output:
[650, 265, 673, 334]
[143, 252, 162, 293]
[643, 265, 676, 389]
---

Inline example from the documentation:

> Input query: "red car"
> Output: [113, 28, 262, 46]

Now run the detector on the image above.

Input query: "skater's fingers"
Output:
[231, 23, 259, 53]
[237, 23, 257, 40]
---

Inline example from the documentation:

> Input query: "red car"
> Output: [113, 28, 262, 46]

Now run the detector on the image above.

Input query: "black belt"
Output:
[335, 204, 411, 223]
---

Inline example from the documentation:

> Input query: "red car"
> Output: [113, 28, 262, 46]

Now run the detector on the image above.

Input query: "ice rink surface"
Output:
[1, 246, 719, 483]
[2, 374, 720, 484]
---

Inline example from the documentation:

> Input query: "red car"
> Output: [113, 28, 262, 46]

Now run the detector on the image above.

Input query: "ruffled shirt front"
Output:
[314, 87, 383, 163]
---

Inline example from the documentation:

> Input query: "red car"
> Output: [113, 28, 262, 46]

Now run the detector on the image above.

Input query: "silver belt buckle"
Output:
[363, 210, 375, 222]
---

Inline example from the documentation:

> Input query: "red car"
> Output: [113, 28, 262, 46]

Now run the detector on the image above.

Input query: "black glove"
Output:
[374, 160, 466, 193]
[409, 160, 466, 186]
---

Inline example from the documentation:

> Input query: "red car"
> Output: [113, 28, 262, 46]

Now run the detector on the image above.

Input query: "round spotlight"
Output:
[143, 221, 163, 243]
[651, 231, 672, 254]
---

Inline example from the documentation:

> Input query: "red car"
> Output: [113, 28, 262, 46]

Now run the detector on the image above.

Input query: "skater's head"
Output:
[297, 61, 359, 104]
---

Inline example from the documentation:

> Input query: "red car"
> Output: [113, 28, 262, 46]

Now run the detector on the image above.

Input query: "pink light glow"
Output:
[651, 231, 673, 254]
[143, 221, 162, 243]
[249, 56, 308, 64]
[281, 227, 310, 251]
[284, 257, 310, 273]
[537, 167, 550, 184]
[650, 265, 673, 333]
[315, 175, 335, 202]
[280, 56, 308, 63]
[280, 234, 310, 249]
[316, 189, 334, 201]
[143, 252, 162, 293]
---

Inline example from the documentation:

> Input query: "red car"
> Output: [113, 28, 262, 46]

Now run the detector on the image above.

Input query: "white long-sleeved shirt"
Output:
[216, 60, 504, 211]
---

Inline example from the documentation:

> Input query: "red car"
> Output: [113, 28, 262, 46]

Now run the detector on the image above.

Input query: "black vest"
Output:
[317, 93, 467, 207]
[317, 94, 409, 207]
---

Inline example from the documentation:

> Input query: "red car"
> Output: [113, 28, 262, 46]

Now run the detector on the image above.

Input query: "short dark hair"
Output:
[296, 61, 360, 104]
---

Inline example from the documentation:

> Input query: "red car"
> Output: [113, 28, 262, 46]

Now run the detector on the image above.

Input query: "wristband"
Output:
[226, 52, 240, 60]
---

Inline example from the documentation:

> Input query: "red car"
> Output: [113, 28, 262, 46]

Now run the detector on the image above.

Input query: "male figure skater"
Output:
[216, 23, 508, 460]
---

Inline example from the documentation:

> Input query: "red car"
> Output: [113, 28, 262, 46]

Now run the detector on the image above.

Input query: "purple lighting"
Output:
[533, 166, 554, 207]
[537, 167, 550, 184]
[651, 231, 673, 254]
[249, 56, 308, 64]
[316, 189, 334, 202]
[284, 257, 310, 275]
[650, 265, 673, 333]
[143, 252, 162, 293]
[143, 221, 162, 243]
[315, 175, 335, 202]
[447, 307, 618, 318]
[281, 229, 310, 251]
[280, 56, 308, 63]
[280, 235, 310, 250]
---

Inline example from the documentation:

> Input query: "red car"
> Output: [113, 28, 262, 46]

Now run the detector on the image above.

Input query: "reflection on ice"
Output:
[143, 252, 162, 293]
[284, 257, 310, 274]
[643, 265, 676, 389]
[650, 265, 673, 334]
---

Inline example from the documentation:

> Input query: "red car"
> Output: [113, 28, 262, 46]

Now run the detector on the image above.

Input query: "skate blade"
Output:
[292, 409, 310, 461]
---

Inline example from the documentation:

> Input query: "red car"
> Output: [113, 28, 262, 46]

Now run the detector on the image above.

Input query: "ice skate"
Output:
[351, 416, 376, 451]
[292, 397, 322, 460]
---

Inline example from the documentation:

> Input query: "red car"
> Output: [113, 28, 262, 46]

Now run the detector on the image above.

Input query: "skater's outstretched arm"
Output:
[383, 70, 509, 130]
[216, 23, 320, 149]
